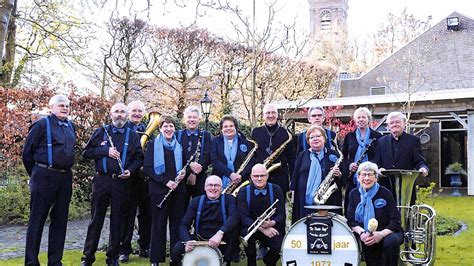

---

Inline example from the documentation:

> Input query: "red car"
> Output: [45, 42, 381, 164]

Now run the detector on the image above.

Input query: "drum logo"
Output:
[306, 217, 332, 254]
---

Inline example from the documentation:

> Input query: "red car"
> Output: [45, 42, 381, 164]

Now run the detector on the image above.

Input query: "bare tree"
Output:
[146, 26, 218, 118]
[372, 8, 431, 65]
[0, 1, 93, 88]
[103, 16, 152, 102]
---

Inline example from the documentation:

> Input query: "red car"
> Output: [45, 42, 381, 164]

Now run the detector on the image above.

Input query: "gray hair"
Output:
[387, 112, 407, 124]
[205, 175, 223, 186]
[184, 105, 201, 118]
[308, 105, 325, 117]
[127, 100, 145, 112]
[49, 94, 70, 107]
[353, 107, 372, 121]
[357, 161, 379, 178]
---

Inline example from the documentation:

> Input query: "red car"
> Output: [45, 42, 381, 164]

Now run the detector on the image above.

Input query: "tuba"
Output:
[140, 111, 160, 149]
[382, 170, 437, 265]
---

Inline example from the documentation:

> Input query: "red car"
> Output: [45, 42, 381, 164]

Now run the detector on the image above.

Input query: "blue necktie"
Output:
[57, 121, 69, 127]
[207, 199, 219, 204]
[254, 188, 267, 196]
[112, 127, 125, 134]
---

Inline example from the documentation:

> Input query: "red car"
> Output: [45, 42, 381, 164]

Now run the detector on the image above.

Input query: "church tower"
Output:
[309, 0, 349, 40]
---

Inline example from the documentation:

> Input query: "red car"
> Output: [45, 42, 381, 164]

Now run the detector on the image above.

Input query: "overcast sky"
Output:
[104, 0, 474, 41]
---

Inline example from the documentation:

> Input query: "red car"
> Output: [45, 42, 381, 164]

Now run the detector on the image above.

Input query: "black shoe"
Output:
[80, 260, 92, 266]
[138, 249, 150, 258]
[106, 259, 119, 266]
[119, 254, 129, 262]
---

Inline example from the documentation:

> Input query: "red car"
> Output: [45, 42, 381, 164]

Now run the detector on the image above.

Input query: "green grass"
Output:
[429, 196, 474, 265]
[1, 196, 473, 265]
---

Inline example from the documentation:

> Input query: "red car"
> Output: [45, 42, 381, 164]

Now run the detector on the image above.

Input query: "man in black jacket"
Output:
[23, 94, 76, 266]
[373, 111, 429, 203]
[237, 164, 285, 266]
[171, 175, 239, 265]
[81, 103, 144, 266]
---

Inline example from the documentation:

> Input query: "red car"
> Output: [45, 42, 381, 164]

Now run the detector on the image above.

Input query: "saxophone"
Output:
[263, 128, 293, 171]
[221, 138, 258, 194]
[313, 137, 344, 205]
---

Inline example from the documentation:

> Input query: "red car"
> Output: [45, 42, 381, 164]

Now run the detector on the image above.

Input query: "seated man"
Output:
[171, 175, 239, 265]
[236, 163, 285, 266]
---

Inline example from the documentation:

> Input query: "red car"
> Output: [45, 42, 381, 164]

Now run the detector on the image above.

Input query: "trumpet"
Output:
[240, 199, 279, 247]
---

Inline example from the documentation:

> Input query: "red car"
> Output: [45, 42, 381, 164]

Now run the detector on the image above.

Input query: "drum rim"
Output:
[182, 245, 224, 265]
[280, 212, 361, 263]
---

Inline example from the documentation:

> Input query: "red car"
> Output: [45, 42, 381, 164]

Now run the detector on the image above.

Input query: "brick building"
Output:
[275, 12, 474, 195]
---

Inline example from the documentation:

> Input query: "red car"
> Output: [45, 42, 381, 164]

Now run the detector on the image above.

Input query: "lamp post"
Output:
[200, 91, 212, 130]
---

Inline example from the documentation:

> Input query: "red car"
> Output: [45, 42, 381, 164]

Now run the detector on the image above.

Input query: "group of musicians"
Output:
[23, 94, 429, 266]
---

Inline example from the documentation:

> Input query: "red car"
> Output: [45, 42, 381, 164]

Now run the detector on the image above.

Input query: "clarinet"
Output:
[157, 132, 202, 208]
[103, 124, 125, 175]
[348, 137, 377, 183]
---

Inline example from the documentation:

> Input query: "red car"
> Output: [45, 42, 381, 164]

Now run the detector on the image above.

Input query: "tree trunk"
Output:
[2, 0, 17, 87]
[0, 0, 16, 80]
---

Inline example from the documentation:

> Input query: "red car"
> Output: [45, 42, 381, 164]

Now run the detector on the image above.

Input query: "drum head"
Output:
[281, 213, 360, 266]
[182, 245, 223, 266]
[304, 205, 343, 210]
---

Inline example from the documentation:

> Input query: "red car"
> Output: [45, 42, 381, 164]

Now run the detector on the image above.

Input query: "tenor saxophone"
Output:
[313, 137, 344, 205]
[263, 129, 293, 171]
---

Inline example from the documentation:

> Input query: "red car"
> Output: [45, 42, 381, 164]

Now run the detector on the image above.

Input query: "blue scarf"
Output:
[222, 135, 238, 188]
[305, 149, 324, 205]
[355, 183, 380, 231]
[153, 134, 183, 175]
[353, 128, 372, 186]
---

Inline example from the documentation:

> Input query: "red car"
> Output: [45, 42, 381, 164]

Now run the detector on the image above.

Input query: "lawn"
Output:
[1, 196, 473, 265]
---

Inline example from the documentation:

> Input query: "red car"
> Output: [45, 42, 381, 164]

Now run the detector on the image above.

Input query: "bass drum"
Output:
[281, 213, 360, 266]
[182, 245, 224, 266]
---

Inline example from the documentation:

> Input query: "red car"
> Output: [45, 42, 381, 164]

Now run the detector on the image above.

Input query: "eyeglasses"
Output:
[310, 114, 323, 118]
[309, 134, 323, 140]
[264, 111, 277, 115]
[359, 173, 376, 178]
[206, 183, 222, 188]
[252, 174, 267, 178]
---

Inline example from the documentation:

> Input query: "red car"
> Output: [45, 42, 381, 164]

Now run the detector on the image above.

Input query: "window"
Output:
[320, 10, 332, 31]
[370, 86, 386, 95]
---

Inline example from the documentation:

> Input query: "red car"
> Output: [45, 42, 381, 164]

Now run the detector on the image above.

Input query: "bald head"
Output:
[205, 175, 223, 200]
[251, 163, 269, 189]
[110, 102, 127, 128]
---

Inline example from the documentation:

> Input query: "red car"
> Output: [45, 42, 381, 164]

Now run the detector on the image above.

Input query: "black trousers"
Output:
[82, 174, 131, 264]
[150, 192, 187, 263]
[25, 166, 72, 266]
[244, 231, 283, 266]
[360, 232, 403, 266]
[120, 177, 151, 255]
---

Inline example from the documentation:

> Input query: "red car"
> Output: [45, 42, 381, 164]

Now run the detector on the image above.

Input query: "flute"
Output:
[103, 124, 126, 175]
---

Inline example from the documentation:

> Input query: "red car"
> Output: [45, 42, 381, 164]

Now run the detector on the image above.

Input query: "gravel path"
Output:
[0, 217, 110, 260]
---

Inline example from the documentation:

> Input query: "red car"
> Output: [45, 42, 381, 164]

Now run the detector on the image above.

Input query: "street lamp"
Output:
[200, 91, 212, 130]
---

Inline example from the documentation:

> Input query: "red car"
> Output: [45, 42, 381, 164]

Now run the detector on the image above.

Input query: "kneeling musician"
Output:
[236, 164, 286, 266]
[171, 175, 239, 265]
[346, 161, 403, 266]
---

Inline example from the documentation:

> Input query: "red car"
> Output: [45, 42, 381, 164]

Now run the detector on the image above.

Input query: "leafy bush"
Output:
[0, 85, 112, 224]
[436, 215, 460, 235]
[0, 172, 30, 224]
